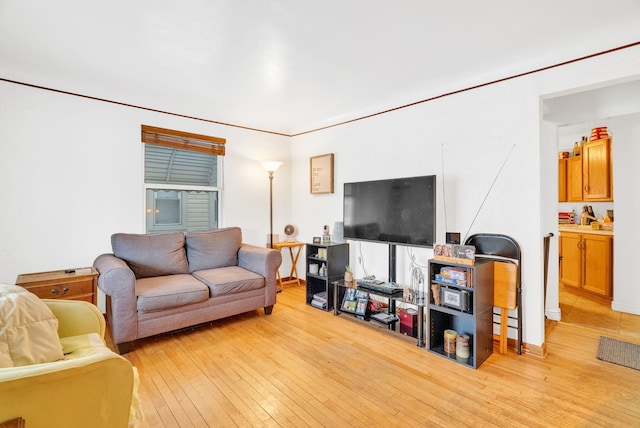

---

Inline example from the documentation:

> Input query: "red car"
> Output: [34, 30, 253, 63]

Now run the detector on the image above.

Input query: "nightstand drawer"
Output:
[25, 279, 94, 301]
[16, 267, 98, 305]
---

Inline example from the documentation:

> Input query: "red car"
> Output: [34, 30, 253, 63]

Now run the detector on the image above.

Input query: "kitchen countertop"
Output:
[558, 224, 614, 236]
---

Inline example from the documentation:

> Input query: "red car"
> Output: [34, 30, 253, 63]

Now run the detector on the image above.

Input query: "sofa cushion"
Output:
[185, 227, 242, 272]
[0, 284, 64, 368]
[193, 266, 264, 297]
[135, 274, 209, 313]
[112, 232, 189, 279]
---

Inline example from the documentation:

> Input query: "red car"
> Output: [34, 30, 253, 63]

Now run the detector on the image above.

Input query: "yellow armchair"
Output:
[0, 299, 137, 428]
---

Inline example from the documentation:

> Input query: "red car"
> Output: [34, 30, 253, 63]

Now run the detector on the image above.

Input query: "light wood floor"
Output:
[118, 285, 640, 427]
[559, 284, 640, 339]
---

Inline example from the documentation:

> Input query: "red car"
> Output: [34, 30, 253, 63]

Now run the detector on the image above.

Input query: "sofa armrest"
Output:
[44, 299, 106, 340]
[94, 253, 136, 297]
[238, 244, 282, 277]
[93, 253, 138, 345]
[238, 244, 282, 306]
[0, 335, 135, 428]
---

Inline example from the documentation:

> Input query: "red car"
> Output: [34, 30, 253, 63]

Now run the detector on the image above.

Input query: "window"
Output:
[141, 125, 225, 233]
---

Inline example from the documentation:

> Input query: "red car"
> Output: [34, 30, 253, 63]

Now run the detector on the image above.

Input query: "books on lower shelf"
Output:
[311, 291, 328, 309]
[434, 274, 467, 286]
[435, 266, 468, 286]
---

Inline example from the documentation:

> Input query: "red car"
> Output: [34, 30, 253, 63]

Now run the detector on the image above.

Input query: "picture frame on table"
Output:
[355, 290, 369, 300]
[344, 287, 356, 301]
[355, 297, 370, 319]
[341, 297, 357, 313]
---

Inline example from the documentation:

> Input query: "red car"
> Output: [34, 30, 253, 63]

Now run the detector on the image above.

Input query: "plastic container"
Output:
[444, 329, 457, 355]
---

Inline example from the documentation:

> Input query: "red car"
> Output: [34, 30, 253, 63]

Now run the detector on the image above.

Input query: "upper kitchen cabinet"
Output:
[582, 137, 613, 201]
[558, 136, 613, 202]
[558, 158, 567, 202]
[567, 156, 584, 202]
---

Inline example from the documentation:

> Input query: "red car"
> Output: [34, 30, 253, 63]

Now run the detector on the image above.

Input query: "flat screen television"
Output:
[343, 175, 436, 247]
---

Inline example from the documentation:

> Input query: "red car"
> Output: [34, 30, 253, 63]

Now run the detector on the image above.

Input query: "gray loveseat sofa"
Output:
[93, 227, 282, 353]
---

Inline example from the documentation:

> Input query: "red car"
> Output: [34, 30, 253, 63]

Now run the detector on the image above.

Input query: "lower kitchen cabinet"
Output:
[559, 232, 612, 298]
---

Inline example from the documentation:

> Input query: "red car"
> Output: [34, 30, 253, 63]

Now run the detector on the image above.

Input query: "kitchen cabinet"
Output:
[558, 159, 567, 202]
[558, 157, 584, 202]
[567, 156, 584, 202]
[582, 137, 613, 201]
[557, 137, 612, 202]
[559, 231, 612, 298]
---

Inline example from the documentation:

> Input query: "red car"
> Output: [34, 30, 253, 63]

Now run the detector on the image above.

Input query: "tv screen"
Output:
[343, 175, 436, 247]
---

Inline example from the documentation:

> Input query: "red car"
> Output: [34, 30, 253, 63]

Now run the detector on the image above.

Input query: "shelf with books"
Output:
[427, 258, 494, 369]
[305, 242, 349, 311]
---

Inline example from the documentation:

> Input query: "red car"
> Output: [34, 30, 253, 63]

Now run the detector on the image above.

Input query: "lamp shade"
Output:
[261, 160, 283, 173]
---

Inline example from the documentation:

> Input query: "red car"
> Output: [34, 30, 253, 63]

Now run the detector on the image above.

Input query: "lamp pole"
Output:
[268, 170, 274, 248]
[261, 161, 282, 249]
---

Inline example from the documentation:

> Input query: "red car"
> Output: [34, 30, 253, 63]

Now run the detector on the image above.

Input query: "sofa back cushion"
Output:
[186, 227, 242, 272]
[112, 232, 189, 279]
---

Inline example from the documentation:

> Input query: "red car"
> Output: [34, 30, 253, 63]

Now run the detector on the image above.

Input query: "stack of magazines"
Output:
[311, 291, 328, 309]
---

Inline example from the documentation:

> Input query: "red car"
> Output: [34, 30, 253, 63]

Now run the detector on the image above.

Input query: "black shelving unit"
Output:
[306, 242, 349, 311]
[427, 258, 494, 369]
[332, 279, 426, 347]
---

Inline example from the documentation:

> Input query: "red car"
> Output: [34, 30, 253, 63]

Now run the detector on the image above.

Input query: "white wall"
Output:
[290, 45, 640, 348]
[0, 82, 292, 291]
[1, 45, 639, 349]
[609, 114, 640, 314]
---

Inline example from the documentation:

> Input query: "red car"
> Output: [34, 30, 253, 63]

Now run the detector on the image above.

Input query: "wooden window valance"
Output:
[141, 125, 226, 156]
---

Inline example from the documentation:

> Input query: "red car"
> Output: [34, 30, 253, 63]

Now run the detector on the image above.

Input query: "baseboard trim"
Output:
[491, 334, 546, 358]
[612, 300, 640, 315]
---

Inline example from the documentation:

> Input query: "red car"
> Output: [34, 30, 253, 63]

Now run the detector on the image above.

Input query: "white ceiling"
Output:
[1, 1, 639, 135]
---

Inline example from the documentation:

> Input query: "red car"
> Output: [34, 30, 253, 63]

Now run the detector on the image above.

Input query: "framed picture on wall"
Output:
[310, 153, 334, 194]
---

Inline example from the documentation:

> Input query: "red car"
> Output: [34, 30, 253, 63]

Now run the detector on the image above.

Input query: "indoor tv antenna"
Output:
[462, 144, 516, 242]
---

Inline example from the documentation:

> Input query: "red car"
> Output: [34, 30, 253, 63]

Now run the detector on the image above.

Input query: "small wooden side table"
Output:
[16, 267, 99, 305]
[271, 241, 305, 289]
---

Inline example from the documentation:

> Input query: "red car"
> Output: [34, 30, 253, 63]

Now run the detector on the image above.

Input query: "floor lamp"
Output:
[261, 161, 283, 248]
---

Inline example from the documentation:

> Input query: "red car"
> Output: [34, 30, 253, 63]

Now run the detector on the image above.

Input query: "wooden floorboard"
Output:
[114, 286, 640, 427]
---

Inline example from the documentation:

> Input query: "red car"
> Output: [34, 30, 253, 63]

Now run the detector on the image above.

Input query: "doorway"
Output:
[542, 78, 640, 341]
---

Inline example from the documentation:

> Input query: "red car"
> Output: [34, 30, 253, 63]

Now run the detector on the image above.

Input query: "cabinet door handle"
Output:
[51, 287, 69, 295]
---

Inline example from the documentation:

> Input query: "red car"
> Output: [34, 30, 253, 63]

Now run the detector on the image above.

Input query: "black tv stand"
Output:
[333, 278, 425, 347]
[388, 243, 397, 283]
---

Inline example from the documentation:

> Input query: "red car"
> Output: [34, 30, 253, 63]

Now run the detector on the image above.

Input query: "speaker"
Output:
[333, 221, 344, 243]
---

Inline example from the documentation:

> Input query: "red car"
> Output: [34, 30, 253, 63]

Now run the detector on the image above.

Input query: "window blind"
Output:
[141, 125, 225, 156]
[145, 145, 218, 186]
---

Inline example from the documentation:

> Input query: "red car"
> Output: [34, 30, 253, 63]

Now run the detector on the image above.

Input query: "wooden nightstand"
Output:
[16, 267, 99, 305]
